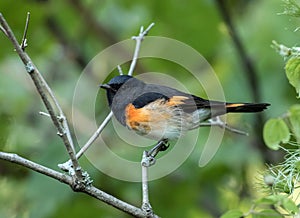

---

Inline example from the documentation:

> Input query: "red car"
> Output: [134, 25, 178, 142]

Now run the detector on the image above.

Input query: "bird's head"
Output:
[100, 75, 133, 107]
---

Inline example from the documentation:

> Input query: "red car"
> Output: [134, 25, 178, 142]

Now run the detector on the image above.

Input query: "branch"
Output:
[0, 13, 83, 182]
[20, 12, 30, 51]
[128, 23, 155, 76]
[0, 151, 72, 184]
[59, 111, 113, 171]
[0, 151, 157, 218]
[200, 116, 249, 136]
[0, 13, 159, 217]
[141, 151, 154, 215]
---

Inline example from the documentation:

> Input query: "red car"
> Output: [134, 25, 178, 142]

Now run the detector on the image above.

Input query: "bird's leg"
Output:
[141, 139, 170, 167]
[147, 139, 170, 158]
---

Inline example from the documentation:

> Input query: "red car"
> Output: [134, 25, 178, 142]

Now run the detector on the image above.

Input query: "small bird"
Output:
[100, 75, 270, 157]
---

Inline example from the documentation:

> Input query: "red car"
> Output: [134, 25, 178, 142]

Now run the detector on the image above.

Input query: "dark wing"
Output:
[142, 83, 269, 116]
[132, 92, 169, 109]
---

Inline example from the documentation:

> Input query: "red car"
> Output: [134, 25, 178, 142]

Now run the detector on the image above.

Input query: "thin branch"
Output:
[39, 111, 51, 117]
[141, 152, 153, 215]
[117, 65, 124, 75]
[0, 23, 8, 37]
[128, 23, 155, 76]
[200, 116, 249, 136]
[0, 151, 158, 218]
[59, 111, 113, 171]
[77, 111, 113, 159]
[0, 151, 72, 184]
[0, 13, 160, 217]
[0, 13, 83, 181]
[20, 12, 30, 51]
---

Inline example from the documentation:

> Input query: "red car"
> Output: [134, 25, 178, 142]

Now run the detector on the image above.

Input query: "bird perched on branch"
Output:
[100, 75, 270, 157]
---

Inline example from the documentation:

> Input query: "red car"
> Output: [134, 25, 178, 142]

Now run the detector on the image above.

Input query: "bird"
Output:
[100, 75, 270, 157]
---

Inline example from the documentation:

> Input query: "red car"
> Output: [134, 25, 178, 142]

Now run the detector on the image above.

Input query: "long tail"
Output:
[225, 103, 270, 113]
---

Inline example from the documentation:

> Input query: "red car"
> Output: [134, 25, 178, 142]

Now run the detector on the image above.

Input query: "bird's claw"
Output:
[142, 139, 170, 167]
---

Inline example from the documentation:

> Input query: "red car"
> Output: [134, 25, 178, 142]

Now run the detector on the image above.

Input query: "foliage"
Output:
[221, 0, 300, 217]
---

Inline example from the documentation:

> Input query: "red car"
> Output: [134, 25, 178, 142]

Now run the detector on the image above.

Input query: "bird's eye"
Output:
[110, 85, 118, 92]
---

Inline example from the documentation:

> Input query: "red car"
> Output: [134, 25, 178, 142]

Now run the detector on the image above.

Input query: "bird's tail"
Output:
[225, 103, 270, 113]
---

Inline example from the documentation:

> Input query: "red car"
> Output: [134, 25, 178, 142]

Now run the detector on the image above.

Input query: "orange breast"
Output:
[124, 96, 189, 138]
[125, 103, 151, 134]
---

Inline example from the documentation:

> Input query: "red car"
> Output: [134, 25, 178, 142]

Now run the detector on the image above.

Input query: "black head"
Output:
[100, 75, 133, 107]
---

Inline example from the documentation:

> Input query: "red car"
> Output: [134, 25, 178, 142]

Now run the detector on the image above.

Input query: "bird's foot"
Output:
[147, 139, 169, 157]
[142, 139, 170, 167]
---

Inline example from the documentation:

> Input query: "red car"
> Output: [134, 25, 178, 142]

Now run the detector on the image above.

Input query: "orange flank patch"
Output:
[166, 96, 189, 106]
[125, 103, 150, 130]
[226, 103, 245, 108]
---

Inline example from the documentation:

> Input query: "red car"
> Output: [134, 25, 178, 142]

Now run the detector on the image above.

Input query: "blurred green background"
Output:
[0, 0, 299, 217]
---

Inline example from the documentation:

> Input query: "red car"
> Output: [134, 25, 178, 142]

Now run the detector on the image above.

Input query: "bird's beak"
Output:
[99, 84, 111, 90]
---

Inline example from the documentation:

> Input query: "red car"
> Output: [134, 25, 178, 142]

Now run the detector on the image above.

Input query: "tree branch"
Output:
[0, 13, 159, 217]
[129, 23, 155, 76]
[200, 116, 249, 136]
[0, 151, 157, 218]
[0, 151, 72, 184]
[20, 12, 30, 51]
[0, 12, 83, 184]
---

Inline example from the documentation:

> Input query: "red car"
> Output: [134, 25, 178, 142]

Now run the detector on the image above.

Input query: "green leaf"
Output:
[282, 198, 299, 214]
[263, 118, 290, 150]
[285, 57, 300, 98]
[252, 209, 282, 218]
[289, 104, 300, 141]
[220, 209, 244, 218]
[255, 195, 283, 205]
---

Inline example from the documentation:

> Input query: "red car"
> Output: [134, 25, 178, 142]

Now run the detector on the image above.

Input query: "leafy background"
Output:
[0, 0, 299, 217]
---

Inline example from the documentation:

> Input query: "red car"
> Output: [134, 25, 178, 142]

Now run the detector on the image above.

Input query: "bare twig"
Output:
[0, 23, 8, 37]
[200, 116, 249, 136]
[59, 111, 113, 171]
[0, 13, 83, 182]
[128, 23, 155, 76]
[39, 111, 51, 117]
[141, 152, 154, 215]
[78, 111, 113, 159]
[20, 12, 30, 51]
[0, 151, 157, 218]
[117, 65, 124, 75]
[0, 13, 160, 217]
[0, 151, 72, 184]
